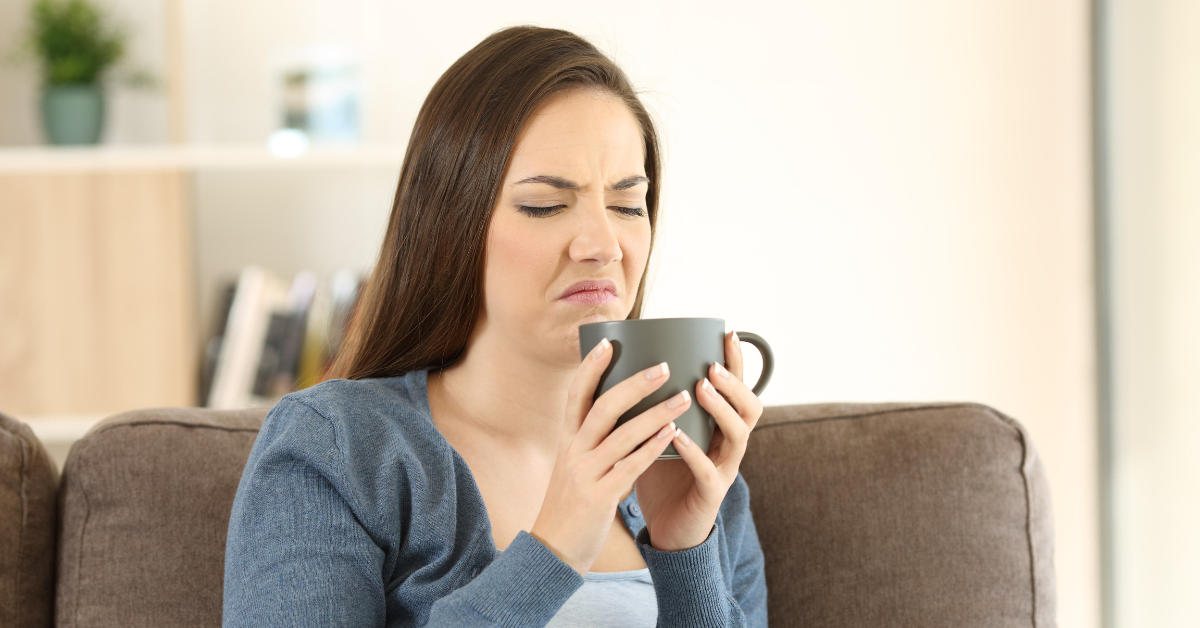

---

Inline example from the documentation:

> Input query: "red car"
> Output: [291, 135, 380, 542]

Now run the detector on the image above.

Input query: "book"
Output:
[251, 271, 317, 402]
[198, 280, 238, 407]
[295, 276, 333, 390]
[326, 268, 363, 367]
[206, 266, 291, 409]
[201, 267, 364, 408]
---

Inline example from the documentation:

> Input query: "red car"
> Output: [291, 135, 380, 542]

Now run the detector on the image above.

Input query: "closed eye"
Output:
[517, 205, 646, 218]
[517, 205, 566, 217]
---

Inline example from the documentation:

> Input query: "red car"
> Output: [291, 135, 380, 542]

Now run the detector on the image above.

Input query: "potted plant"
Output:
[28, 0, 126, 145]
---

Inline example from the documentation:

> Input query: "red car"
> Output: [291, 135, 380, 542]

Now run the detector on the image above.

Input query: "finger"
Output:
[696, 377, 750, 468]
[574, 361, 672, 451]
[591, 390, 691, 471]
[602, 420, 678, 490]
[564, 337, 614, 439]
[670, 422, 727, 502]
[725, 331, 745, 381]
[708, 361, 764, 430]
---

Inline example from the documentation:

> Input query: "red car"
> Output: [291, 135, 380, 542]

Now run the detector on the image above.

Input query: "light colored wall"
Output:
[636, 4, 1094, 625]
[0, 0, 39, 146]
[1107, 2, 1200, 626]
[0, 1, 1097, 625]
[191, 166, 396, 338]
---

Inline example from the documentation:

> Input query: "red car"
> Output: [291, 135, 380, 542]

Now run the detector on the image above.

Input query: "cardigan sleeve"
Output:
[222, 398, 585, 628]
[727, 473, 768, 626]
[424, 531, 583, 625]
[634, 473, 768, 627]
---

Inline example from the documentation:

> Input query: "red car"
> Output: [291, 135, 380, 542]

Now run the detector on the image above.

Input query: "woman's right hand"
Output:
[529, 337, 692, 575]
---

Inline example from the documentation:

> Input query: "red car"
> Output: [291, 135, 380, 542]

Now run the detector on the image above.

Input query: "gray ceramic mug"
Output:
[578, 318, 774, 458]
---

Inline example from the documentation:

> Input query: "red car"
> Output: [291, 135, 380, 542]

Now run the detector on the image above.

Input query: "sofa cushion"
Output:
[55, 406, 268, 628]
[741, 402, 1055, 628]
[0, 411, 60, 628]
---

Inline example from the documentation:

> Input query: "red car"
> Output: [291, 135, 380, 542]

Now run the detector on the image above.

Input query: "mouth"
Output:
[559, 279, 618, 305]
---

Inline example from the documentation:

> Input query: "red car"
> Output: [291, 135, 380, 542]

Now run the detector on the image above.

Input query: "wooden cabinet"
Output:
[0, 169, 195, 415]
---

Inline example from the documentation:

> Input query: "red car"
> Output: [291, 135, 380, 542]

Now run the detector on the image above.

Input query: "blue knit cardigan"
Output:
[222, 369, 768, 627]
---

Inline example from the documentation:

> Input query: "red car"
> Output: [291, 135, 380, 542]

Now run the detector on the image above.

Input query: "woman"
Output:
[223, 25, 767, 627]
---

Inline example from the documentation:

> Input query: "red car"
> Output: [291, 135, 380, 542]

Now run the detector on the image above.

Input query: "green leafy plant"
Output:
[29, 0, 125, 85]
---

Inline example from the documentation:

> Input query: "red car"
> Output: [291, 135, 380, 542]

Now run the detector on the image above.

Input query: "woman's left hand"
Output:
[632, 331, 764, 551]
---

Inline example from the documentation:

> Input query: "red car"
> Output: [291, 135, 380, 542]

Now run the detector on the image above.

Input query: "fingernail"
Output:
[675, 429, 689, 447]
[714, 363, 730, 379]
[703, 378, 719, 397]
[732, 331, 739, 344]
[657, 423, 675, 439]
[667, 390, 690, 409]
[592, 338, 609, 360]
[646, 362, 669, 380]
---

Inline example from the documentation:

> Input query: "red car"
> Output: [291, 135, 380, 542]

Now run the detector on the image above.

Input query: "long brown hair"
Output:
[331, 26, 663, 380]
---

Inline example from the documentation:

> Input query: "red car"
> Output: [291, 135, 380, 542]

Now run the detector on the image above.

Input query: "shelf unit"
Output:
[0, 144, 405, 449]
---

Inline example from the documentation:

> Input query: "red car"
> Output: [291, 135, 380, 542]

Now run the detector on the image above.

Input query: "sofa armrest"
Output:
[0, 411, 60, 628]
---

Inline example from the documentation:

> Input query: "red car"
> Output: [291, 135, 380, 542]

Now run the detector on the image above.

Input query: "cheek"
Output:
[486, 220, 558, 299]
[622, 224, 653, 287]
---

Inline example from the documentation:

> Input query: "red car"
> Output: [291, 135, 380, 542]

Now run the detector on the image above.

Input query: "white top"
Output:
[496, 548, 657, 627]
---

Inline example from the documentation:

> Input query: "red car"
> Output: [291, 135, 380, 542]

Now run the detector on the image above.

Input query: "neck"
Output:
[429, 326, 577, 455]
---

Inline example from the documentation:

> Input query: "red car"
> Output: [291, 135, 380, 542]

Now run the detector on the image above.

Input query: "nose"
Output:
[568, 199, 623, 266]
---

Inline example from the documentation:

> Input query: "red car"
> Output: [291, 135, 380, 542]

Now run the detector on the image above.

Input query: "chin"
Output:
[558, 311, 609, 359]
[565, 313, 604, 339]
[553, 301, 628, 340]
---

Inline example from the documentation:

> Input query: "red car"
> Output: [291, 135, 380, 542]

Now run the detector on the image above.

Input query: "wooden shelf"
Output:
[0, 143, 406, 173]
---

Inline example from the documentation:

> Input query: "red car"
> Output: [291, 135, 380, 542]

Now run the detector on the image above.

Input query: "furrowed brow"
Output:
[610, 175, 650, 191]
[514, 175, 649, 192]
[514, 175, 581, 191]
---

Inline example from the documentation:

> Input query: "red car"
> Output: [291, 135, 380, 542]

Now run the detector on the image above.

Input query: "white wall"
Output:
[1107, 2, 1200, 626]
[0, 1, 1098, 625]
[639, 5, 1095, 626]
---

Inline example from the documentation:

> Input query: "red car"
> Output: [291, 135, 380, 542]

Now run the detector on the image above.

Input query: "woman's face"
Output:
[480, 88, 652, 366]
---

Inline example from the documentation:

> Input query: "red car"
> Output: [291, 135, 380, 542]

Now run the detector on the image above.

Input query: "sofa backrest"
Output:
[0, 411, 60, 628]
[5, 401, 1054, 627]
[54, 407, 267, 628]
[741, 402, 1055, 628]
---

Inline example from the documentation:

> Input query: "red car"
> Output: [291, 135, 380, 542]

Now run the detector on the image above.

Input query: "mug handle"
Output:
[733, 331, 774, 396]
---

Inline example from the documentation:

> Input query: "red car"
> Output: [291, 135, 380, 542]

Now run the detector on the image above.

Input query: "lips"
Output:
[559, 279, 618, 305]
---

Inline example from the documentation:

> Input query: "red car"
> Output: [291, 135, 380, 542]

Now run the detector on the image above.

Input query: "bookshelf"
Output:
[0, 143, 402, 433]
[0, 1, 402, 461]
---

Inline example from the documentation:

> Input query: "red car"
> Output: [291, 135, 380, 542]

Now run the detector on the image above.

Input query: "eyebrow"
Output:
[513, 174, 649, 191]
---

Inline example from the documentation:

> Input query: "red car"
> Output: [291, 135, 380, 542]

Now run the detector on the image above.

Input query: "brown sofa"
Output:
[1, 402, 1055, 627]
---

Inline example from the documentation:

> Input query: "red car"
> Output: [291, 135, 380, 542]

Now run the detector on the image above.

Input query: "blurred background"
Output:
[0, 1, 1196, 627]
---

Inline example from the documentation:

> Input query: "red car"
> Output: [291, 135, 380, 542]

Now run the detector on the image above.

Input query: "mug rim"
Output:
[580, 317, 725, 327]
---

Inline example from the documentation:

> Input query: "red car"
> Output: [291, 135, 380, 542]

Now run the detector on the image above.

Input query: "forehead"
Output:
[506, 90, 645, 178]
